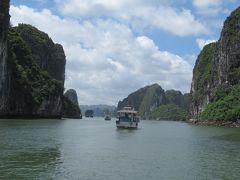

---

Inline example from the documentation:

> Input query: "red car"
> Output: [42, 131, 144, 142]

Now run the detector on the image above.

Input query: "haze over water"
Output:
[0, 118, 240, 179]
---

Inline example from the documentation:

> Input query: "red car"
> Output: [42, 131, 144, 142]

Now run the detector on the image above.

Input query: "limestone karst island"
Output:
[0, 0, 240, 179]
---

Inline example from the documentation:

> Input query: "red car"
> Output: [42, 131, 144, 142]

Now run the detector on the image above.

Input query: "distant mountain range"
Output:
[80, 105, 117, 117]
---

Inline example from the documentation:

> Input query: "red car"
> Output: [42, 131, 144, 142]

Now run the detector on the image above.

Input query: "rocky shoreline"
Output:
[188, 119, 240, 128]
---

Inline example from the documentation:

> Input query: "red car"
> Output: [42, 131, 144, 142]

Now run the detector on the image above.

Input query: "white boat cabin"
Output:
[116, 107, 139, 129]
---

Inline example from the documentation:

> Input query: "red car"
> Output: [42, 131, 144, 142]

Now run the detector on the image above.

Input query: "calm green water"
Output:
[0, 118, 240, 180]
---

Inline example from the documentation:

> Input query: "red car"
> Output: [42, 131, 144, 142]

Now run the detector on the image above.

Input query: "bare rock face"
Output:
[0, 1, 66, 118]
[211, 7, 240, 86]
[189, 43, 216, 118]
[190, 7, 240, 120]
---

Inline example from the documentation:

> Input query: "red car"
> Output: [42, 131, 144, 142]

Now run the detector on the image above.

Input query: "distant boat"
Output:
[116, 107, 140, 129]
[85, 110, 94, 118]
[104, 115, 111, 121]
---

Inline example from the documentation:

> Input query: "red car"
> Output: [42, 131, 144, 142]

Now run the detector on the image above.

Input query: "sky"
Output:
[10, 0, 239, 105]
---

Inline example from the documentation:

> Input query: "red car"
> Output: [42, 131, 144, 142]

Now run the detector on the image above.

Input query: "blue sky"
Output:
[10, 0, 239, 105]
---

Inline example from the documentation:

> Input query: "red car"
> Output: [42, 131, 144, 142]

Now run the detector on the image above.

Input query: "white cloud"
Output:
[196, 38, 217, 50]
[193, 0, 222, 8]
[136, 7, 208, 36]
[10, 5, 193, 105]
[193, 0, 223, 16]
[55, 0, 208, 36]
[55, 0, 171, 17]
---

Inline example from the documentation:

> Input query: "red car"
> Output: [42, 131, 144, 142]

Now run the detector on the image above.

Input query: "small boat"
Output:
[116, 107, 140, 129]
[85, 110, 94, 118]
[104, 115, 111, 121]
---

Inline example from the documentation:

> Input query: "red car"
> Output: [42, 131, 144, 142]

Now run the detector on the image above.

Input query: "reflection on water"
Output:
[215, 133, 240, 142]
[0, 119, 63, 179]
[0, 147, 61, 179]
[0, 118, 240, 179]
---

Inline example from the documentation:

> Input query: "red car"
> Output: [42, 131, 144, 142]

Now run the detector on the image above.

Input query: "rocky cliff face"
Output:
[190, 43, 216, 118]
[118, 84, 188, 119]
[212, 8, 240, 87]
[15, 24, 65, 82]
[3, 24, 66, 118]
[63, 89, 82, 118]
[0, 0, 11, 113]
[190, 7, 240, 120]
[0, 2, 66, 118]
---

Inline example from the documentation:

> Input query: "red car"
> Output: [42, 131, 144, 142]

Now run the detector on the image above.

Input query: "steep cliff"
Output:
[15, 24, 65, 82]
[63, 89, 82, 119]
[118, 84, 188, 120]
[0, 0, 11, 113]
[190, 43, 217, 118]
[0, 7, 66, 118]
[190, 7, 240, 122]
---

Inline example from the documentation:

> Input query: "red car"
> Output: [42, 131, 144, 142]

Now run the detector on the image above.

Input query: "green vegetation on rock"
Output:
[229, 67, 240, 84]
[8, 27, 63, 107]
[191, 43, 216, 103]
[63, 96, 81, 119]
[63, 89, 82, 118]
[200, 85, 240, 122]
[190, 7, 240, 123]
[15, 24, 65, 81]
[223, 6, 240, 44]
[0, 22, 66, 117]
[139, 84, 166, 117]
[149, 104, 187, 121]
[165, 90, 190, 110]
[118, 83, 189, 120]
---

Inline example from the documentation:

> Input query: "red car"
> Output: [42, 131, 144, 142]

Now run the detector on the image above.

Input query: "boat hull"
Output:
[116, 126, 137, 129]
[116, 121, 138, 129]
[104, 116, 111, 121]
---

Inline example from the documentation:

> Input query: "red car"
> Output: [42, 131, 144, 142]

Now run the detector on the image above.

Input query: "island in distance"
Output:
[80, 105, 117, 118]
[118, 83, 189, 121]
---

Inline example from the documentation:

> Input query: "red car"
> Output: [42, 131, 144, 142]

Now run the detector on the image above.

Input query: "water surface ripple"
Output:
[0, 118, 240, 179]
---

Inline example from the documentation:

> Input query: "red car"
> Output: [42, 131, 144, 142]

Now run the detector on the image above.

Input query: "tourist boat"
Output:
[104, 115, 111, 121]
[116, 107, 139, 129]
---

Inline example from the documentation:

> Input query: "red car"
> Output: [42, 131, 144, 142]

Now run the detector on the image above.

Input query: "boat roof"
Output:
[117, 110, 138, 114]
[117, 107, 138, 114]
